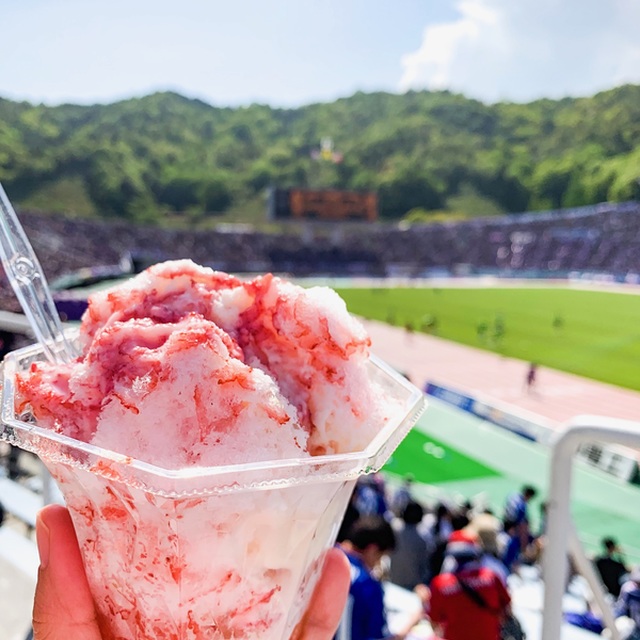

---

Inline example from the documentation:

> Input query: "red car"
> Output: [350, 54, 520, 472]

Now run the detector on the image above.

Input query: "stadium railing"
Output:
[542, 416, 640, 640]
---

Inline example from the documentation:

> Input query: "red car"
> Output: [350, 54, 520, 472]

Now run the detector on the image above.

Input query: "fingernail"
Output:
[36, 514, 50, 570]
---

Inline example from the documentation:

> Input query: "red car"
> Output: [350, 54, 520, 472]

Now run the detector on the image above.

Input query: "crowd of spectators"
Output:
[334, 475, 640, 640]
[349, 201, 640, 278]
[1, 201, 639, 314]
[333, 475, 536, 639]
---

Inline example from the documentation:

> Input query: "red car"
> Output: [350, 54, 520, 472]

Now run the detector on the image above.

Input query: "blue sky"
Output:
[2, 0, 640, 108]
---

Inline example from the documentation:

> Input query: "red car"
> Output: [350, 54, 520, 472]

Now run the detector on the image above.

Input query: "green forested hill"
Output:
[1, 85, 640, 224]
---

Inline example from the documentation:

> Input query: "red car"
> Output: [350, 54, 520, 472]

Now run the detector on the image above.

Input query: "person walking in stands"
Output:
[389, 501, 430, 591]
[429, 530, 511, 640]
[355, 474, 388, 518]
[503, 485, 537, 565]
[616, 566, 640, 640]
[390, 474, 414, 518]
[336, 516, 422, 640]
[424, 503, 454, 579]
[595, 537, 629, 598]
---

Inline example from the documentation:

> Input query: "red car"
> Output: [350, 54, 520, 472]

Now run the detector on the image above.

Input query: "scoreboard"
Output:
[268, 188, 378, 222]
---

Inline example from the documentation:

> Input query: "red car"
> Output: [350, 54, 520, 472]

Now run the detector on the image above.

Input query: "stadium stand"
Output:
[0, 201, 636, 304]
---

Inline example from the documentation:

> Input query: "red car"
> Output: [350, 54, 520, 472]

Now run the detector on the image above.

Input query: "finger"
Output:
[33, 504, 101, 640]
[300, 547, 351, 640]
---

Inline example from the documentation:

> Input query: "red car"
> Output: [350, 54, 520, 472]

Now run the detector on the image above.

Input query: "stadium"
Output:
[1, 199, 640, 639]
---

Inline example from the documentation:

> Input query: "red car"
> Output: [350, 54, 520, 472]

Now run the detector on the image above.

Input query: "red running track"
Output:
[361, 318, 640, 429]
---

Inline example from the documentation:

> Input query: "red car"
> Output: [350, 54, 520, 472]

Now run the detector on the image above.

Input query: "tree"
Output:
[2, 84, 640, 223]
[378, 168, 445, 219]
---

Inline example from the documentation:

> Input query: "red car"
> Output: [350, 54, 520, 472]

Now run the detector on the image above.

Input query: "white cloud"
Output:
[399, 0, 640, 102]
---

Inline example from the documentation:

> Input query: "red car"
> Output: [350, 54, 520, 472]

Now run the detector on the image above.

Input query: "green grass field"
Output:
[335, 285, 640, 391]
[383, 428, 500, 484]
[391, 399, 640, 562]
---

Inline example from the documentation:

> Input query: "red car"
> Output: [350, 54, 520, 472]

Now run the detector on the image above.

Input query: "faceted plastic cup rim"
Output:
[0, 340, 426, 497]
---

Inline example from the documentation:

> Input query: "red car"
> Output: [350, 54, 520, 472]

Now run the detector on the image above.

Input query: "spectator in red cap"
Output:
[428, 530, 511, 640]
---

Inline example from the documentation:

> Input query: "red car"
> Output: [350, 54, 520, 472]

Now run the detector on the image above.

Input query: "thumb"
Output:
[33, 504, 102, 640]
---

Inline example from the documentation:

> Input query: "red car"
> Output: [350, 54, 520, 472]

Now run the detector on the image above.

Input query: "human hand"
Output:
[414, 583, 431, 606]
[33, 504, 351, 640]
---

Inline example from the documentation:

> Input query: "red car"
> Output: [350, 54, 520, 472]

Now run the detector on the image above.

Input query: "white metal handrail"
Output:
[567, 521, 619, 639]
[542, 416, 640, 640]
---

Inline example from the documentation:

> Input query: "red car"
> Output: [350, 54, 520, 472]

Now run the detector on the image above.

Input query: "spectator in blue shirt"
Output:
[336, 516, 420, 640]
[503, 485, 536, 527]
[616, 566, 640, 640]
[355, 475, 389, 518]
[503, 485, 537, 565]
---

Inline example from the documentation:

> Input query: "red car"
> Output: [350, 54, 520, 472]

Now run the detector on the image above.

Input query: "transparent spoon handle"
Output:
[0, 182, 78, 363]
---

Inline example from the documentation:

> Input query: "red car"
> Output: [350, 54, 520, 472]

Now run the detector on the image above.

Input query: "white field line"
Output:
[298, 276, 640, 295]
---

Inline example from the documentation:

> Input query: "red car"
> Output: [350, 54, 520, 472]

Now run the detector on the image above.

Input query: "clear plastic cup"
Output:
[1, 341, 425, 640]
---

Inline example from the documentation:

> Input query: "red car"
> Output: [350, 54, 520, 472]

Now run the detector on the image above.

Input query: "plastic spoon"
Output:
[0, 182, 78, 363]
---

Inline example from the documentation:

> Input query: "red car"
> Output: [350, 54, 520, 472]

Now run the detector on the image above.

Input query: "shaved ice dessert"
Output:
[1, 260, 425, 640]
[19, 259, 394, 465]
